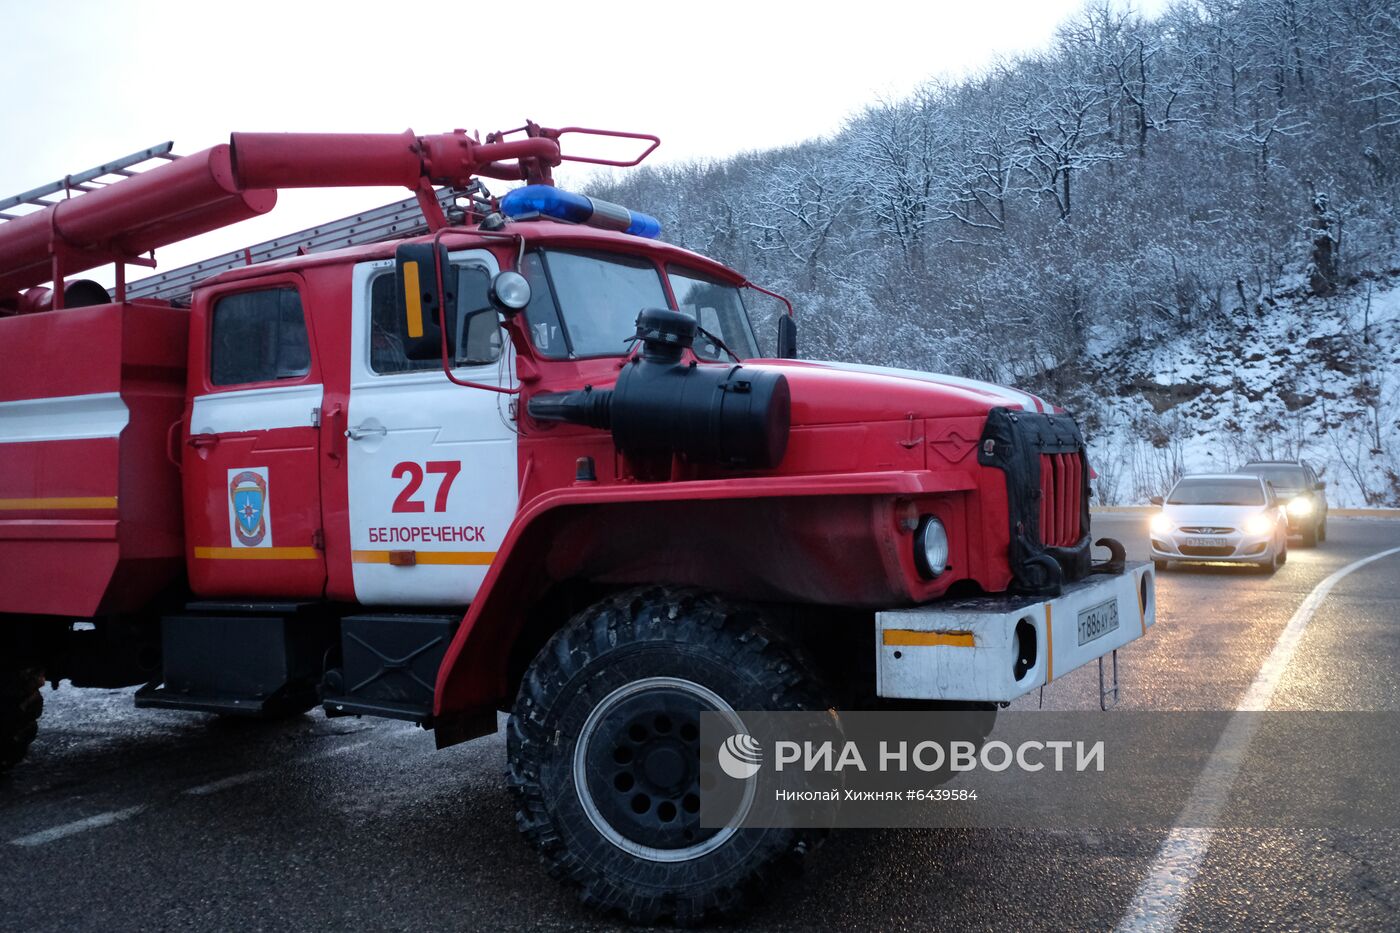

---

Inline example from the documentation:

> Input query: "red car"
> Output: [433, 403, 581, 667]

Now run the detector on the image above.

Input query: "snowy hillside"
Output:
[1042, 268, 1400, 507]
[583, 0, 1400, 506]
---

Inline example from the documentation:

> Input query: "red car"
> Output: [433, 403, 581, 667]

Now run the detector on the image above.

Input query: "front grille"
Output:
[978, 407, 1092, 594]
[1180, 545, 1236, 557]
[1180, 526, 1235, 535]
[1038, 452, 1083, 547]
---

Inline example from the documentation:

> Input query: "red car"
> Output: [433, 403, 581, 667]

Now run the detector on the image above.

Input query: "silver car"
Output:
[1149, 474, 1289, 574]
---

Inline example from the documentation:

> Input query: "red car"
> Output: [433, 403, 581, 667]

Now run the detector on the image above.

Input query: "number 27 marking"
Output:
[391, 460, 461, 513]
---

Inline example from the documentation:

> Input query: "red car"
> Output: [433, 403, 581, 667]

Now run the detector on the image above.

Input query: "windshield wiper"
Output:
[694, 324, 741, 362]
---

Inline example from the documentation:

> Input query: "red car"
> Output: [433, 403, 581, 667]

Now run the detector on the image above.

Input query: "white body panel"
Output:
[346, 253, 519, 606]
[0, 391, 129, 443]
[191, 384, 324, 434]
[875, 564, 1155, 702]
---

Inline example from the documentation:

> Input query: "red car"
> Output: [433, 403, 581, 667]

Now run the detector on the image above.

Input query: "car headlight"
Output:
[915, 517, 949, 578]
[1287, 497, 1314, 517]
[1244, 514, 1276, 536]
[1150, 513, 1173, 535]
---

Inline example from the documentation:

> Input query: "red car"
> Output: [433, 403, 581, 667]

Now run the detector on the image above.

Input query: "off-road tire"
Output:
[1, 669, 44, 773]
[507, 586, 828, 925]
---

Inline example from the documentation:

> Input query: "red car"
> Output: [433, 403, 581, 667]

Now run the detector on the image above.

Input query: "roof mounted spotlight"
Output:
[488, 270, 531, 313]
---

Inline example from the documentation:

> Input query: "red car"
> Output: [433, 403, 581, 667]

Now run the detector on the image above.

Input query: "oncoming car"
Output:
[1149, 474, 1289, 573]
[1235, 460, 1328, 546]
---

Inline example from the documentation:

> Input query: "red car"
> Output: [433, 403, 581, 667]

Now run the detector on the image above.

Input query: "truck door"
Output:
[183, 274, 327, 597]
[345, 251, 518, 606]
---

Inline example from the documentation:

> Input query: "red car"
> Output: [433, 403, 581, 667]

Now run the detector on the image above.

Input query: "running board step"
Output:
[136, 610, 329, 717]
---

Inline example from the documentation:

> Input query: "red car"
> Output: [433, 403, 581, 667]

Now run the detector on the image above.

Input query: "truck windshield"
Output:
[667, 268, 759, 361]
[520, 249, 758, 361]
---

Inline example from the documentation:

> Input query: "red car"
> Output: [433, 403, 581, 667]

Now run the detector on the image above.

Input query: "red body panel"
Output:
[0, 302, 186, 615]
[432, 470, 966, 724]
[181, 273, 327, 598]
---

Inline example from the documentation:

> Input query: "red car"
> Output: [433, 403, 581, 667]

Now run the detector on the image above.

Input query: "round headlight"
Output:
[915, 517, 949, 578]
[488, 270, 531, 312]
[1286, 497, 1313, 516]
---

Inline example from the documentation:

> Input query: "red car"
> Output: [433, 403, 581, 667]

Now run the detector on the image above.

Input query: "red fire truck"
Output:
[0, 123, 1154, 923]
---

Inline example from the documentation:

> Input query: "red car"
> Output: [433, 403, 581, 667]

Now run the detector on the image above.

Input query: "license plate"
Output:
[1185, 536, 1227, 548]
[1077, 598, 1120, 646]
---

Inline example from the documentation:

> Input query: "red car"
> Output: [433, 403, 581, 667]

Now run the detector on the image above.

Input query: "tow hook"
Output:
[1090, 537, 1127, 575]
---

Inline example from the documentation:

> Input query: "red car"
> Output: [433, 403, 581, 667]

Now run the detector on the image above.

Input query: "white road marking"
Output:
[6, 734, 378, 849]
[9, 805, 147, 847]
[183, 770, 269, 796]
[1115, 545, 1400, 933]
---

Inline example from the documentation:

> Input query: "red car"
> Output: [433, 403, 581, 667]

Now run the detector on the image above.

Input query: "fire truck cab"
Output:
[0, 124, 1155, 923]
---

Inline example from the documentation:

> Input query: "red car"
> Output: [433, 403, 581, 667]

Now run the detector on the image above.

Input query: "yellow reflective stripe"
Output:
[403, 261, 424, 339]
[351, 550, 496, 566]
[194, 546, 320, 560]
[881, 629, 975, 648]
[1045, 603, 1055, 683]
[0, 496, 118, 510]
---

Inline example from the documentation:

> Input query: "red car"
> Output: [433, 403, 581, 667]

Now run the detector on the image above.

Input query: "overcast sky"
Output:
[0, 0, 1168, 284]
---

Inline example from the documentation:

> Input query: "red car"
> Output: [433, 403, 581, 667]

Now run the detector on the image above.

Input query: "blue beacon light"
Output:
[499, 185, 662, 239]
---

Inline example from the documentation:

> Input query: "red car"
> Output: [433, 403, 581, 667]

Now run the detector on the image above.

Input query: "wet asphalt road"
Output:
[2, 515, 1399, 932]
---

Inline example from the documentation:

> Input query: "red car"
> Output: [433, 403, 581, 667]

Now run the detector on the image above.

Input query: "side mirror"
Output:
[394, 242, 455, 358]
[776, 315, 798, 359]
[1315, 480, 1326, 491]
[1150, 495, 1164, 506]
[456, 306, 504, 365]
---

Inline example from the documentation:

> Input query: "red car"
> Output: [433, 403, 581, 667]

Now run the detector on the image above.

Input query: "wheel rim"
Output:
[573, 676, 755, 863]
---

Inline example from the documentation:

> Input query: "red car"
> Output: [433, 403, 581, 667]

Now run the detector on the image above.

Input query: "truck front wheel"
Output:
[507, 586, 827, 924]
[1, 669, 44, 772]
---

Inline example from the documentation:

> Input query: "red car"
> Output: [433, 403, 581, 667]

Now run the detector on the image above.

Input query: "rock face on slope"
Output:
[1024, 271, 1400, 508]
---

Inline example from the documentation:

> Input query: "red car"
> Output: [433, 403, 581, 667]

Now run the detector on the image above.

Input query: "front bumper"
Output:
[1150, 528, 1275, 562]
[875, 562, 1154, 703]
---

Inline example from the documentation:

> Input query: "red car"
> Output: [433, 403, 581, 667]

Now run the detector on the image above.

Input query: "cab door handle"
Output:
[187, 433, 219, 449]
[345, 424, 387, 441]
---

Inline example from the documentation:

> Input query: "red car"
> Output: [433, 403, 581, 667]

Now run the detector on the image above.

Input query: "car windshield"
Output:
[1168, 478, 1266, 506]
[1238, 465, 1307, 492]
[520, 249, 758, 360]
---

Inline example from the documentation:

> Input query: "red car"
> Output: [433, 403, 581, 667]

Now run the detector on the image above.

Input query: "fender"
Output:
[430, 469, 973, 747]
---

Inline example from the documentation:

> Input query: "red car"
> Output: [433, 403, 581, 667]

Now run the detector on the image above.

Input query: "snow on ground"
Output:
[1061, 270, 1400, 508]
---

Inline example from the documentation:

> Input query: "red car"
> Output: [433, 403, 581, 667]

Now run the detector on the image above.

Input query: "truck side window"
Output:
[210, 287, 311, 386]
[369, 263, 500, 373]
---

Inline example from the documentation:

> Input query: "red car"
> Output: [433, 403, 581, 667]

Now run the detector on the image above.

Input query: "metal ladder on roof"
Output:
[0, 143, 180, 221]
[0, 141, 489, 305]
[123, 182, 492, 303]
